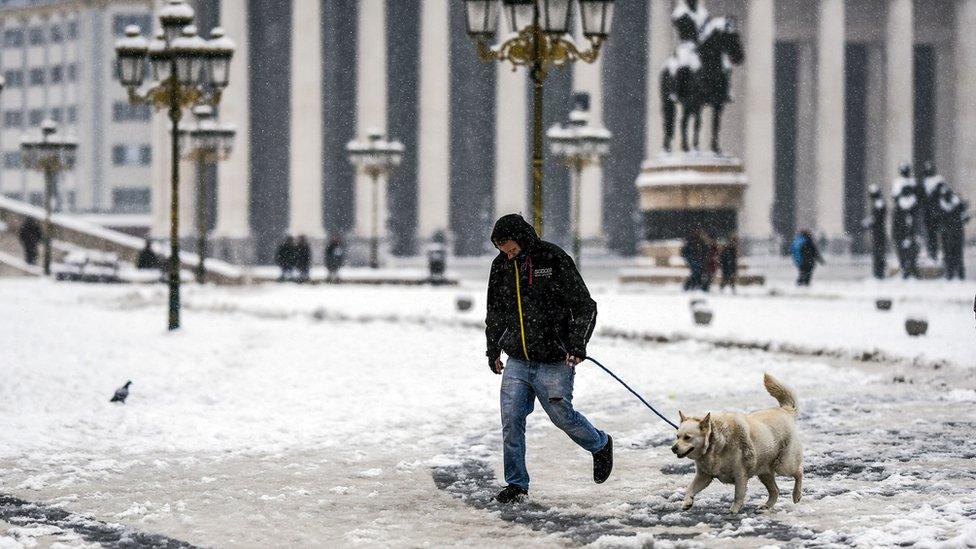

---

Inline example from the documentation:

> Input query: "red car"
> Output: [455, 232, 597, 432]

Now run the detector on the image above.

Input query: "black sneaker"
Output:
[495, 484, 528, 504]
[593, 435, 613, 484]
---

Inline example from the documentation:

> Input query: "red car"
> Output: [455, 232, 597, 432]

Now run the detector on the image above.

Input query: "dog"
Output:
[671, 373, 802, 513]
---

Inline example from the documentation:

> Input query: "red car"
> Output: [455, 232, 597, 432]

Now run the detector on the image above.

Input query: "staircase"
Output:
[0, 195, 244, 284]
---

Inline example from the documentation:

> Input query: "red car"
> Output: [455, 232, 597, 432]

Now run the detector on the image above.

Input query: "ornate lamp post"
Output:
[178, 105, 235, 284]
[20, 120, 78, 276]
[463, 0, 614, 236]
[346, 129, 404, 269]
[114, 0, 235, 330]
[547, 103, 610, 265]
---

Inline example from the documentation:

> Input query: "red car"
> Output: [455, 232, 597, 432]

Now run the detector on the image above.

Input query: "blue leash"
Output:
[585, 355, 679, 430]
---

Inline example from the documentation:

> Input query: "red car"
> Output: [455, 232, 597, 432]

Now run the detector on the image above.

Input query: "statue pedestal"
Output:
[625, 153, 763, 285]
[636, 153, 747, 258]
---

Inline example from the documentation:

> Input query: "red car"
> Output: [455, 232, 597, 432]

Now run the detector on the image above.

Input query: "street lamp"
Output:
[20, 119, 78, 276]
[547, 101, 610, 265]
[346, 129, 404, 269]
[114, 0, 235, 330]
[178, 105, 235, 284]
[464, 0, 614, 237]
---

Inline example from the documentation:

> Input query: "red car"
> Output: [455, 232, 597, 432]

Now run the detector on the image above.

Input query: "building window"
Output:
[28, 192, 43, 206]
[50, 108, 63, 123]
[3, 152, 22, 169]
[112, 101, 151, 122]
[3, 29, 24, 47]
[67, 21, 78, 40]
[29, 68, 46, 86]
[50, 24, 63, 44]
[3, 70, 24, 88]
[113, 14, 152, 37]
[112, 187, 151, 213]
[112, 143, 151, 166]
[66, 190, 76, 210]
[3, 111, 23, 128]
[67, 63, 77, 82]
[67, 106, 77, 124]
[50, 65, 63, 84]
[28, 26, 44, 45]
[28, 109, 44, 127]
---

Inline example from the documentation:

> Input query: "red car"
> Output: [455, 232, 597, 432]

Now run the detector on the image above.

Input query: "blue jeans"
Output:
[500, 357, 608, 490]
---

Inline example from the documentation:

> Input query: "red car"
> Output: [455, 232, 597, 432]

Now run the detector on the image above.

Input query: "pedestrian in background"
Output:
[18, 218, 42, 266]
[681, 229, 708, 292]
[861, 184, 888, 280]
[719, 236, 739, 293]
[295, 235, 311, 283]
[892, 163, 921, 279]
[702, 236, 719, 292]
[792, 230, 824, 286]
[939, 188, 970, 280]
[325, 237, 345, 282]
[276, 235, 297, 282]
[136, 239, 159, 270]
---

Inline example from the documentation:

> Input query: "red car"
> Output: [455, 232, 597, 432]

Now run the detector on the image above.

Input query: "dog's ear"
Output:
[678, 410, 687, 423]
[699, 413, 711, 431]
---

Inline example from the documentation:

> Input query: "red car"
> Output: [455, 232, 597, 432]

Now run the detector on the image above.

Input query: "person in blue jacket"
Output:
[791, 230, 824, 286]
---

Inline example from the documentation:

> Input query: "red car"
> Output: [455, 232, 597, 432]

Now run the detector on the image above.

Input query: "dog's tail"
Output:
[763, 373, 798, 414]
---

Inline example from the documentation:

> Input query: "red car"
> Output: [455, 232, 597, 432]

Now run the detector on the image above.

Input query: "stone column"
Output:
[815, 0, 846, 245]
[212, 0, 252, 263]
[741, 0, 776, 247]
[493, 66, 528, 218]
[864, 45, 887, 194]
[573, 22, 605, 252]
[793, 42, 818, 232]
[416, 0, 450, 246]
[955, 0, 976, 237]
[885, 0, 913, 180]
[353, 0, 388, 263]
[288, 0, 325, 250]
[645, 0, 673, 157]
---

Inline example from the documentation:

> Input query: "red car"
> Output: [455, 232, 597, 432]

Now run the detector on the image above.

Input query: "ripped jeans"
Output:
[500, 357, 608, 490]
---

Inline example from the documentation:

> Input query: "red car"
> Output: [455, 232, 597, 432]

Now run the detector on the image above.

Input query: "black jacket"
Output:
[485, 214, 597, 363]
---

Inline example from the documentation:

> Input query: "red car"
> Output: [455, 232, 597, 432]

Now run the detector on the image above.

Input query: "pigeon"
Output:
[110, 381, 132, 403]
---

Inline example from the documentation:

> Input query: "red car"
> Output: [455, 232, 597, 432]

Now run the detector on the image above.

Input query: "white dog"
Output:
[670, 373, 802, 513]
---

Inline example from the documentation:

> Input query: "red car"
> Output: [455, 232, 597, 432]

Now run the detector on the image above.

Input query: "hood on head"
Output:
[490, 214, 539, 250]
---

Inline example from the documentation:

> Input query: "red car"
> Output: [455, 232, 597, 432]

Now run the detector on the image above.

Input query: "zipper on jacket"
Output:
[513, 259, 530, 361]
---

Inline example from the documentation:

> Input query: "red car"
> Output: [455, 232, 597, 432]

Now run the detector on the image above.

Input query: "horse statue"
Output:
[660, 0, 744, 155]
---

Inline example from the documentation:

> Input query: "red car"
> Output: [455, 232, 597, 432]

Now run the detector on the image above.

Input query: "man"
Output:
[325, 237, 345, 282]
[939, 188, 971, 280]
[485, 214, 612, 504]
[18, 218, 42, 265]
[920, 161, 947, 261]
[295, 235, 312, 283]
[136, 239, 159, 270]
[275, 235, 297, 282]
[861, 184, 887, 280]
[792, 230, 824, 286]
[892, 167, 921, 279]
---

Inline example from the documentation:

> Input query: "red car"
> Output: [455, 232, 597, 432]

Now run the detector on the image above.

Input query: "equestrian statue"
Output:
[660, 0, 744, 155]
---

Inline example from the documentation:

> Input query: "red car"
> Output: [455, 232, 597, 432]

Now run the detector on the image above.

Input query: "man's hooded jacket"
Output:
[485, 214, 597, 363]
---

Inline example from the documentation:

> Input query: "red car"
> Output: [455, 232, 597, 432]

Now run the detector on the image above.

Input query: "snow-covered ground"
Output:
[1, 277, 974, 548]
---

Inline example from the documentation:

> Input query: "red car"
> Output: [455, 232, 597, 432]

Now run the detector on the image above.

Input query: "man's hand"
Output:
[490, 357, 504, 374]
[565, 354, 583, 367]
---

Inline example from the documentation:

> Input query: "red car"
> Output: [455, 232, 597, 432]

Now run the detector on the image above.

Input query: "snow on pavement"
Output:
[1, 278, 975, 547]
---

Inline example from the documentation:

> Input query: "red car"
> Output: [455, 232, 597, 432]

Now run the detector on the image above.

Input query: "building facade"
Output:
[0, 0, 154, 217]
[144, 0, 975, 262]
